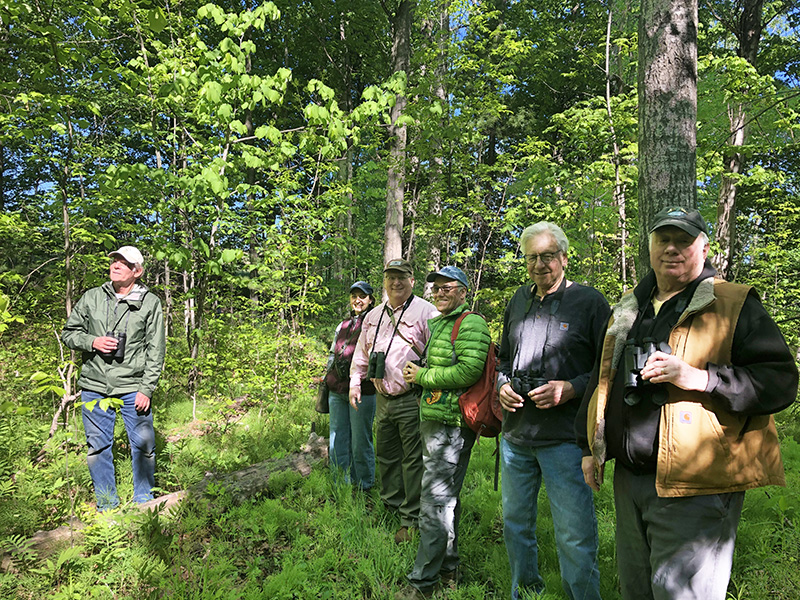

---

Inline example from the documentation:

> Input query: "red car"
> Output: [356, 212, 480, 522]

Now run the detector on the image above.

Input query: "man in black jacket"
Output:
[578, 207, 798, 599]
[498, 222, 609, 600]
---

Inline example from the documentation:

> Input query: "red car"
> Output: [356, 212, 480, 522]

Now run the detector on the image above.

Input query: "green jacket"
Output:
[62, 281, 166, 399]
[416, 303, 491, 426]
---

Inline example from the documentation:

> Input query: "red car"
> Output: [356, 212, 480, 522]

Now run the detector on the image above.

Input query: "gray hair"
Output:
[520, 222, 570, 254]
[648, 231, 709, 248]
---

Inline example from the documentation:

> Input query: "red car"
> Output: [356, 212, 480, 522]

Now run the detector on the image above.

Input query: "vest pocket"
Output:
[662, 400, 731, 487]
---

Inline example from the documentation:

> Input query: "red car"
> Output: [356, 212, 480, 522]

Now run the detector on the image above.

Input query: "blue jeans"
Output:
[82, 390, 156, 510]
[501, 438, 601, 600]
[328, 391, 376, 490]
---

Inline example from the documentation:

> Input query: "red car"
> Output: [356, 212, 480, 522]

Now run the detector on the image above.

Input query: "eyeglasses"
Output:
[523, 250, 561, 265]
[432, 284, 463, 295]
[384, 274, 410, 282]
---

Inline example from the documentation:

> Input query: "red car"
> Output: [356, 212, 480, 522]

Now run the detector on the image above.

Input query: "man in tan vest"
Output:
[577, 207, 798, 600]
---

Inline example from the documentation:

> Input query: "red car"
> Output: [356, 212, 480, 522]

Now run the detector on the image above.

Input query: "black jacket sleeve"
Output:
[706, 291, 798, 415]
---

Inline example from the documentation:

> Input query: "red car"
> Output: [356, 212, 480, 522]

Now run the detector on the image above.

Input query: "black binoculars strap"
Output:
[515, 277, 566, 377]
[372, 295, 415, 357]
[105, 296, 133, 334]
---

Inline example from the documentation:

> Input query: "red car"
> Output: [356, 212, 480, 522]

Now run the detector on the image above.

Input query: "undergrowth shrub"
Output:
[0, 316, 797, 599]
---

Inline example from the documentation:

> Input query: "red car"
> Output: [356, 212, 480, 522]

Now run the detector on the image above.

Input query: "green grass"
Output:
[2, 403, 800, 599]
[1, 327, 799, 599]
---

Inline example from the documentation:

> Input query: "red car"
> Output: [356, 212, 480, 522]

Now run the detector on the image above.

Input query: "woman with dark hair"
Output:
[324, 281, 377, 489]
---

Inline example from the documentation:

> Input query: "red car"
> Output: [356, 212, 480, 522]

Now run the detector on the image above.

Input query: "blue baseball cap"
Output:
[425, 266, 469, 290]
[349, 281, 374, 295]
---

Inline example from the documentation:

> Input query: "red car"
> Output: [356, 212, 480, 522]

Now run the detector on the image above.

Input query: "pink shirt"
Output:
[350, 295, 439, 397]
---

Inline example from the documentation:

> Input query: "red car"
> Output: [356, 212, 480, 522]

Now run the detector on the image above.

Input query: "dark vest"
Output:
[325, 313, 375, 395]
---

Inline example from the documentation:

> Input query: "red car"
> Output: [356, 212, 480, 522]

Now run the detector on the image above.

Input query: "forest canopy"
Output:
[2, 1, 800, 598]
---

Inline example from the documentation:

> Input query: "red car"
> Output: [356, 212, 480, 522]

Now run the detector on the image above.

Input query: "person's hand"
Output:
[92, 336, 118, 354]
[135, 392, 151, 412]
[498, 382, 525, 412]
[581, 455, 603, 492]
[530, 380, 574, 410]
[403, 361, 420, 383]
[641, 351, 709, 392]
[349, 387, 361, 411]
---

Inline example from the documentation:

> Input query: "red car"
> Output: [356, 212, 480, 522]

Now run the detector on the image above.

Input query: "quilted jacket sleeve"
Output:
[415, 311, 491, 390]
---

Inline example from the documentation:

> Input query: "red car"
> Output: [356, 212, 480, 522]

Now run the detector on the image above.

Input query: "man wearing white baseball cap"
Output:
[62, 245, 165, 511]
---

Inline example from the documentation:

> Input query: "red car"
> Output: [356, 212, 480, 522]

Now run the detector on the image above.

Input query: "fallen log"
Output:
[2, 430, 329, 571]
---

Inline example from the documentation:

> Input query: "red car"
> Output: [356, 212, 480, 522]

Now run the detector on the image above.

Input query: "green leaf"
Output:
[193, 238, 211, 258]
[206, 81, 222, 104]
[221, 248, 239, 263]
[147, 8, 167, 33]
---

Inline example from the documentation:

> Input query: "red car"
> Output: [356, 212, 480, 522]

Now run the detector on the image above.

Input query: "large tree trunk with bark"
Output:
[713, 0, 763, 280]
[383, 1, 414, 266]
[637, 0, 698, 270]
[419, 2, 449, 296]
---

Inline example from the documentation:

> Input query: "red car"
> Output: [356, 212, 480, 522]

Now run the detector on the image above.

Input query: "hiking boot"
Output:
[439, 567, 462, 589]
[394, 584, 432, 600]
[394, 526, 416, 544]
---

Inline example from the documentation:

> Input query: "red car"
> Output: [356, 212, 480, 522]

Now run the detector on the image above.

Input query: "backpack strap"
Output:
[450, 311, 482, 365]
[450, 311, 475, 344]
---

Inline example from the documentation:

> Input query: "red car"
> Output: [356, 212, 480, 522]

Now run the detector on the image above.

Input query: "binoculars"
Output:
[511, 369, 549, 398]
[367, 351, 386, 379]
[333, 357, 350, 379]
[623, 337, 671, 406]
[100, 331, 127, 360]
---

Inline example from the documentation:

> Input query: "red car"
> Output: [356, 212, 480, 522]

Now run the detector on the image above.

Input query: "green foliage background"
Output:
[1, 0, 800, 597]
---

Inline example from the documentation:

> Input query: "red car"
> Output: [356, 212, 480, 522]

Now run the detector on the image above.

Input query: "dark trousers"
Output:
[614, 465, 744, 600]
[375, 390, 423, 528]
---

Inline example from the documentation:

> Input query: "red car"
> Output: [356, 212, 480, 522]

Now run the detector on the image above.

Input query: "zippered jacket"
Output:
[415, 303, 491, 426]
[581, 274, 797, 497]
[62, 281, 166, 399]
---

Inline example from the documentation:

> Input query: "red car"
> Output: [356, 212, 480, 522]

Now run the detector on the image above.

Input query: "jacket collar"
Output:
[433, 302, 470, 322]
[102, 281, 149, 307]
[608, 260, 717, 368]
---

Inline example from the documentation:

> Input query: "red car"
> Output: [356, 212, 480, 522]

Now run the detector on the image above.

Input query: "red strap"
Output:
[451, 311, 484, 343]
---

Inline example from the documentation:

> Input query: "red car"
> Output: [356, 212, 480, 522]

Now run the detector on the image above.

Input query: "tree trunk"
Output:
[605, 6, 632, 290]
[422, 2, 449, 297]
[163, 257, 173, 336]
[383, 1, 414, 265]
[713, 0, 763, 280]
[637, 0, 698, 270]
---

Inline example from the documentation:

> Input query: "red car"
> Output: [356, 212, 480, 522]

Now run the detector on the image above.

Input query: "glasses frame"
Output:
[523, 250, 562, 265]
[431, 283, 463, 295]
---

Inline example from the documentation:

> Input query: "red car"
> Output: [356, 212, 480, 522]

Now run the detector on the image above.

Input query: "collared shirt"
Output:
[350, 295, 439, 397]
[498, 281, 610, 446]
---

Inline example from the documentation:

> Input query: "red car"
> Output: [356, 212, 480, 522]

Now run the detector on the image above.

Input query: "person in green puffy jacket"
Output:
[62, 246, 166, 511]
[395, 266, 491, 599]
